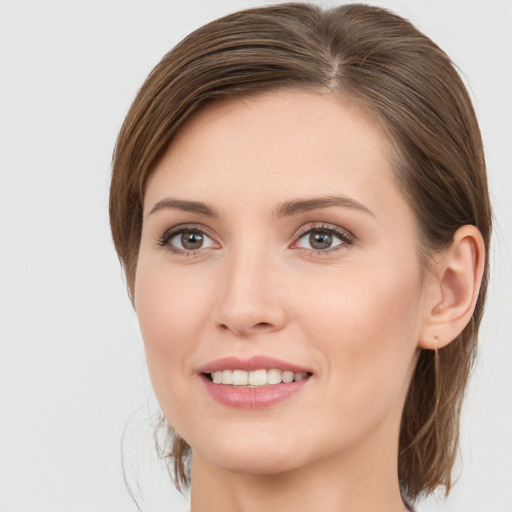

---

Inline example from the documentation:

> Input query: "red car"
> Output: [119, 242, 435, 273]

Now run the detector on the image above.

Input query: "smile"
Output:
[199, 356, 313, 408]
[209, 369, 310, 386]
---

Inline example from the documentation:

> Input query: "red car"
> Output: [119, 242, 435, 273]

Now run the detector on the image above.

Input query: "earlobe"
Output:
[418, 225, 486, 350]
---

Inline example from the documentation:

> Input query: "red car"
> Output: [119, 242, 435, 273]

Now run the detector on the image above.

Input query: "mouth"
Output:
[204, 369, 312, 387]
[198, 356, 313, 408]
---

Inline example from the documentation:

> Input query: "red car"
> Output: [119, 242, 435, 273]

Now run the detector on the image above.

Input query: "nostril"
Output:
[217, 321, 274, 336]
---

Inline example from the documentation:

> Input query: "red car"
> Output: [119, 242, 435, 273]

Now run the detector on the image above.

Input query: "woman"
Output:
[110, 3, 491, 511]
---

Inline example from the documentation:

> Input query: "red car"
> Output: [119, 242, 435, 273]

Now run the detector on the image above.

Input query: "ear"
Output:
[418, 225, 486, 350]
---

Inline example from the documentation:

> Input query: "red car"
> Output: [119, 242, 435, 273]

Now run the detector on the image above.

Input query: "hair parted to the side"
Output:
[110, 2, 491, 503]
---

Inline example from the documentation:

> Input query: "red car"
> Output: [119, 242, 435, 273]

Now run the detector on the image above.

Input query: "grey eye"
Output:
[309, 231, 333, 250]
[180, 231, 204, 250]
[296, 228, 344, 251]
[169, 229, 215, 251]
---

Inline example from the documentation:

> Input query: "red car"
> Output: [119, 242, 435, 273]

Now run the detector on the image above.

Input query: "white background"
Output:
[0, 1, 511, 511]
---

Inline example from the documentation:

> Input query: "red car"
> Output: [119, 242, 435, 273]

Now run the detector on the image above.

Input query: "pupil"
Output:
[310, 232, 332, 250]
[181, 231, 203, 250]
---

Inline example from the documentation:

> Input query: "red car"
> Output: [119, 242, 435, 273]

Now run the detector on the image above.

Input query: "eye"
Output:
[158, 225, 217, 255]
[294, 224, 354, 253]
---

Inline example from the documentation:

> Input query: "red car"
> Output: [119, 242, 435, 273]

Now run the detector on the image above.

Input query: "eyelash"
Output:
[157, 224, 215, 258]
[293, 223, 355, 255]
[156, 223, 355, 257]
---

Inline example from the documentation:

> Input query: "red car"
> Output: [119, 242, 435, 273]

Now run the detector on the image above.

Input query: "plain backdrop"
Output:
[1, 1, 511, 511]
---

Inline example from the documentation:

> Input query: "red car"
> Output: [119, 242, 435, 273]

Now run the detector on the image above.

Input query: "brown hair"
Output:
[110, 2, 491, 503]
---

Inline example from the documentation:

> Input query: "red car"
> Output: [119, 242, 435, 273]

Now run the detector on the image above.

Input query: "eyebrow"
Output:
[148, 195, 374, 218]
[273, 196, 374, 219]
[149, 198, 218, 217]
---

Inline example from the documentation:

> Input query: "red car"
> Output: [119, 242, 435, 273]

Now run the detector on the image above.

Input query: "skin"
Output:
[134, 89, 484, 512]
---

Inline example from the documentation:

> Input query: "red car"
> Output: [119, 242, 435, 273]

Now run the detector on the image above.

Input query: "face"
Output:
[135, 90, 427, 477]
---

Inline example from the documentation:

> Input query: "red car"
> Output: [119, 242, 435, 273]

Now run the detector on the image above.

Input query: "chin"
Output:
[205, 450, 303, 477]
[190, 428, 309, 476]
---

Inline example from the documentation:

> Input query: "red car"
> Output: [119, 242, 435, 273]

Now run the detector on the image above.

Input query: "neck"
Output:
[189, 423, 408, 512]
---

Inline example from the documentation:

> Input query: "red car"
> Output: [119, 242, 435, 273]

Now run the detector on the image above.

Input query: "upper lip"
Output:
[198, 355, 312, 374]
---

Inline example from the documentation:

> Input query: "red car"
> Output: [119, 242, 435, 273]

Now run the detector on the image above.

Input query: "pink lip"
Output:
[202, 377, 310, 409]
[198, 356, 313, 409]
[198, 355, 312, 374]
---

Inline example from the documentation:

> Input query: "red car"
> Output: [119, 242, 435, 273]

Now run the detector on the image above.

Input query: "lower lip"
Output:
[201, 375, 310, 409]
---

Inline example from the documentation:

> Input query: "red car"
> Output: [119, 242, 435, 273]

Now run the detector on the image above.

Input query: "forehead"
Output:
[144, 89, 403, 220]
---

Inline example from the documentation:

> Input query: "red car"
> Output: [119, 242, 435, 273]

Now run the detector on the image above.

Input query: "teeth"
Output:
[209, 369, 310, 386]
[221, 369, 233, 385]
[232, 369, 248, 386]
[282, 371, 294, 383]
[267, 368, 282, 385]
[248, 369, 267, 386]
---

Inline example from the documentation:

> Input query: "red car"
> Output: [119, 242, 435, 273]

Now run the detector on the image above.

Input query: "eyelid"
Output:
[156, 221, 355, 257]
[157, 223, 220, 255]
[291, 223, 355, 253]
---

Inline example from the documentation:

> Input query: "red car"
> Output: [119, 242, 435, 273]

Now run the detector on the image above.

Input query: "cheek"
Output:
[300, 254, 421, 330]
[133, 262, 213, 407]
[135, 256, 212, 338]
[281, 260, 424, 455]
[299, 256, 423, 402]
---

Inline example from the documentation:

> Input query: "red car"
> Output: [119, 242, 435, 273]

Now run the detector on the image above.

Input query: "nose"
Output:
[214, 247, 287, 338]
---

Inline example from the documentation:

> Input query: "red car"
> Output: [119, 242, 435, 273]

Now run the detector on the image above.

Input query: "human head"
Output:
[109, 2, 491, 502]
